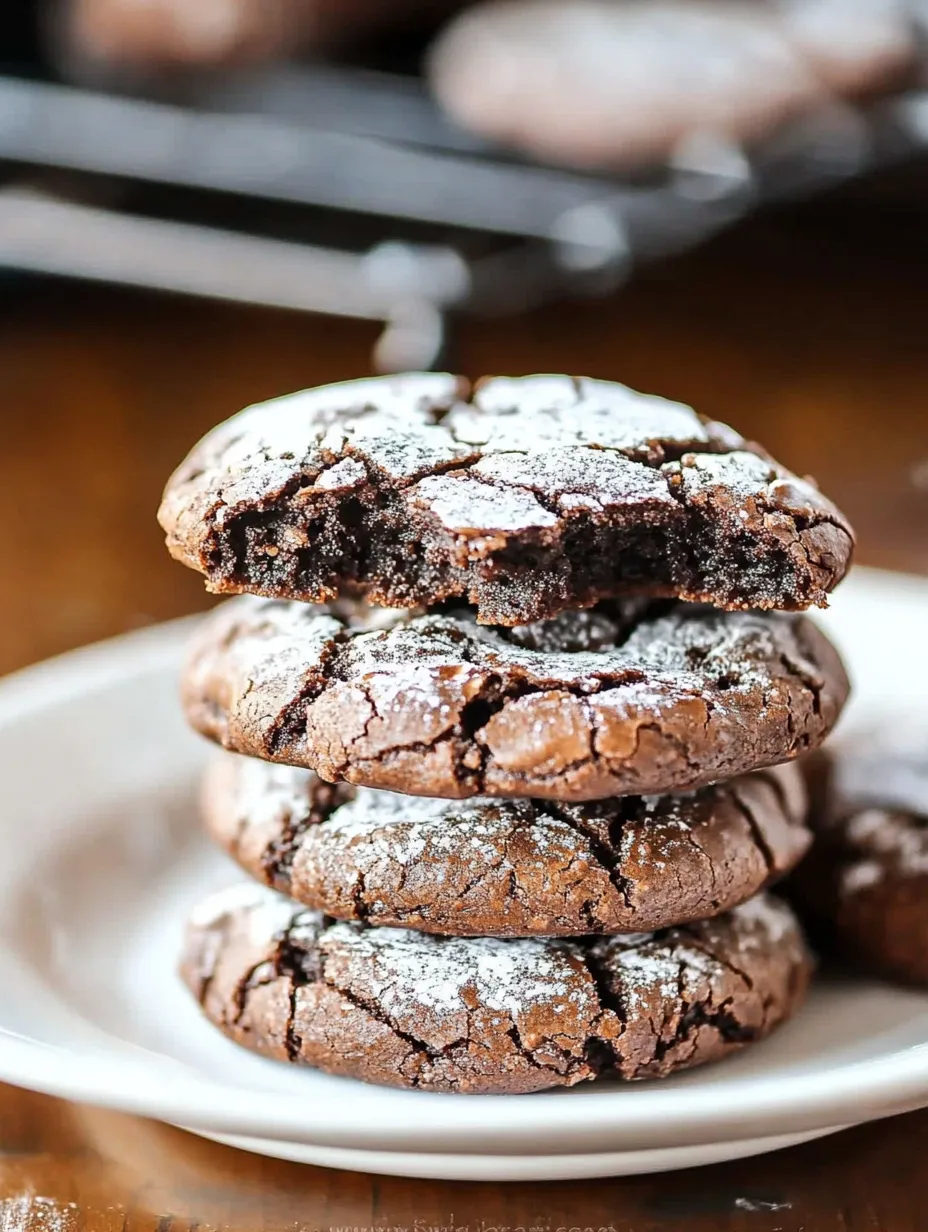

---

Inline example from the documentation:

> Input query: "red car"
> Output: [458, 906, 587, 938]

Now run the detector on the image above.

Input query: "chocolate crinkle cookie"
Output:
[204, 753, 810, 937]
[796, 731, 928, 986]
[182, 883, 811, 1095]
[159, 374, 854, 625]
[182, 596, 849, 800]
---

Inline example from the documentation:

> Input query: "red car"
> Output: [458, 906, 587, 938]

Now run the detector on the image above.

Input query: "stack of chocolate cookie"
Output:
[159, 374, 854, 1095]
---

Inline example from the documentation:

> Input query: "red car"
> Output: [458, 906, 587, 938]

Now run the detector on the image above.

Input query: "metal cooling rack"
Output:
[1, 55, 927, 369]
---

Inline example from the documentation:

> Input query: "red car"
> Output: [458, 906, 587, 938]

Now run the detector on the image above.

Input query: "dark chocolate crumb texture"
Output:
[204, 753, 810, 937]
[183, 596, 849, 801]
[159, 374, 854, 624]
[182, 882, 811, 1095]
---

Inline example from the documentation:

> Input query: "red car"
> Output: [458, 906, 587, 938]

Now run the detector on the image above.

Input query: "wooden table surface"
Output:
[2, 198, 928, 1231]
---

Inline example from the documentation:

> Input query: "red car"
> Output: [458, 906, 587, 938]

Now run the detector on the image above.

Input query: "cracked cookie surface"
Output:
[204, 753, 809, 936]
[159, 373, 854, 625]
[181, 883, 810, 1094]
[183, 596, 849, 800]
[796, 731, 928, 986]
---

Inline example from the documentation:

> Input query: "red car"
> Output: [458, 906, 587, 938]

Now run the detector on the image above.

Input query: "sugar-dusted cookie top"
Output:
[183, 596, 849, 801]
[204, 752, 809, 936]
[160, 374, 854, 624]
[182, 882, 810, 1094]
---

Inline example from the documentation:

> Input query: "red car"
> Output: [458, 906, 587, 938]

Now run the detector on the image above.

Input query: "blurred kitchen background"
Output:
[1, 0, 927, 674]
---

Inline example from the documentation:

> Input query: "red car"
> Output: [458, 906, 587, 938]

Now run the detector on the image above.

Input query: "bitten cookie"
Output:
[181, 883, 811, 1094]
[797, 731, 928, 985]
[182, 596, 849, 800]
[159, 373, 853, 625]
[204, 753, 810, 936]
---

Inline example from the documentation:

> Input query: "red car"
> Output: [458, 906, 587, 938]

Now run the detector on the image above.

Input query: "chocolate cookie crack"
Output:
[675, 928, 757, 992]
[681, 1000, 758, 1046]
[578, 949, 629, 1075]
[770, 647, 826, 759]
[617, 717, 711, 780]
[729, 783, 778, 878]
[265, 629, 351, 758]
[777, 652, 824, 724]
[183, 885, 810, 1093]
[259, 813, 304, 892]
[285, 981, 302, 1061]
[279, 922, 324, 1025]
[232, 956, 276, 1025]
[344, 866, 373, 923]
[753, 767, 799, 824]
[670, 822, 721, 905]
[250, 778, 354, 891]
[315, 659, 660, 789]
[187, 598, 849, 799]
[190, 915, 231, 1013]
[162, 375, 854, 622]
[319, 972, 469, 1086]
[654, 992, 757, 1066]
[346, 726, 473, 789]
[449, 860, 512, 914]
[544, 801, 635, 911]
[503, 1022, 591, 1080]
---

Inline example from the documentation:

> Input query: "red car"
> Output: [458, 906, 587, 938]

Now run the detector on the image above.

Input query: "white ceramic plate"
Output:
[1, 568, 928, 1181]
[195, 1126, 840, 1180]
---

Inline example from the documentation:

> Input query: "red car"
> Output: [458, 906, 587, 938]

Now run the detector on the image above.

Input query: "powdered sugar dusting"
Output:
[313, 457, 368, 491]
[189, 591, 839, 803]
[592, 894, 800, 1013]
[842, 860, 885, 896]
[0, 1195, 80, 1232]
[729, 893, 796, 945]
[452, 375, 712, 453]
[412, 474, 558, 533]
[216, 373, 468, 490]
[341, 603, 783, 698]
[671, 450, 776, 502]
[845, 808, 928, 877]
[175, 372, 748, 521]
[604, 945, 685, 1010]
[324, 922, 588, 1019]
[623, 604, 784, 677]
[322, 792, 503, 867]
[471, 448, 677, 510]
[235, 756, 314, 831]
[189, 882, 301, 941]
[592, 678, 694, 720]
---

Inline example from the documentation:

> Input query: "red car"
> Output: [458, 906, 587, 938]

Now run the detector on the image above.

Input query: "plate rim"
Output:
[189, 1124, 849, 1180]
[3, 570, 928, 1156]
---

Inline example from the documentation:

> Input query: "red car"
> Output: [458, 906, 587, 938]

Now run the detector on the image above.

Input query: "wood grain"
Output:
[1, 199, 926, 1228]
[2, 1086, 928, 1231]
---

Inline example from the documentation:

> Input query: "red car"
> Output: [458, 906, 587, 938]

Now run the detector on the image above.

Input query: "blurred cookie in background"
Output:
[54, 0, 919, 169]
[428, 0, 916, 167]
[796, 727, 928, 986]
[61, 0, 464, 67]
